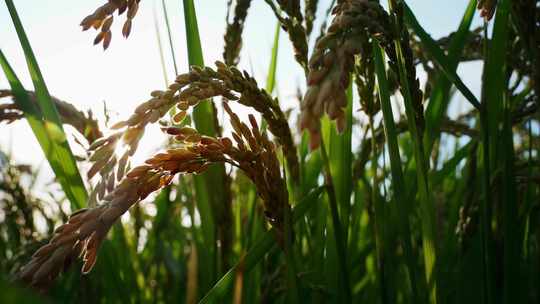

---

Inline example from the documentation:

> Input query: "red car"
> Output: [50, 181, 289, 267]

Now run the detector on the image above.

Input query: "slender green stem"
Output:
[387, 1, 438, 303]
[153, 1, 169, 86]
[368, 113, 388, 304]
[4, 0, 87, 209]
[319, 137, 352, 303]
[373, 41, 418, 303]
[161, 0, 178, 76]
[479, 21, 493, 304]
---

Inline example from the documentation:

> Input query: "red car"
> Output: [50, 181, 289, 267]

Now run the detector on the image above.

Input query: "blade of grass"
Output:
[320, 81, 353, 302]
[373, 42, 418, 303]
[260, 21, 280, 133]
[388, 2, 438, 302]
[431, 141, 474, 187]
[484, 0, 510, 170]
[403, 3, 480, 111]
[198, 187, 324, 304]
[183, 0, 229, 290]
[483, 1, 518, 302]
[422, 0, 477, 153]
[501, 88, 520, 304]
[478, 22, 494, 304]
[153, 1, 169, 86]
[322, 84, 353, 239]
[265, 21, 280, 94]
[367, 105, 388, 303]
[162, 0, 179, 76]
[3, 0, 87, 209]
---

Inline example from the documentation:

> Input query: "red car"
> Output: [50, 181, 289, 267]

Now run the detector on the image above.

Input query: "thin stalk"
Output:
[283, 203, 300, 304]
[265, 22, 280, 94]
[153, 1, 169, 86]
[419, 0, 477, 153]
[488, 0, 520, 301]
[403, 3, 480, 111]
[260, 21, 280, 133]
[373, 41, 418, 303]
[387, 1, 438, 303]
[319, 138, 352, 303]
[479, 21, 493, 304]
[368, 113, 388, 304]
[161, 0, 179, 75]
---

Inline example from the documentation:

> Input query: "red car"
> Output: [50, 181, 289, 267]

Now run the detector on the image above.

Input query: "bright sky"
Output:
[0, 0, 484, 180]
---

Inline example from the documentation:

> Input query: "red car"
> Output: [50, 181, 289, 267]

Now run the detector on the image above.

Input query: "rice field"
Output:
[1, 0, 539, 303]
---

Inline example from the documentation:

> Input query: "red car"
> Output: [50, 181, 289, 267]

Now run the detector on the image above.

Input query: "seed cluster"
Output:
[19, 104, 291, 287]
[0, 90, 102, 144]
[85, 61, 299, 202]
[304, 0, 319, 36]
[265, 0, 308, 69]
[388, 2, 425, 137]
[17, 156, 175, 288]
[0, 99, 22, 124]
[223, 0, 252, 66]
[80, 0, 141, 49]
[477, 0, 497, 21]
[301, 0, 392, 149]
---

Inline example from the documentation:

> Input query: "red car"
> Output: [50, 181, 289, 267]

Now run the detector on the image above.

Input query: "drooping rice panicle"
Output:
[304, 0, 319, 37]
[223, 0, 252, 66]
[264, 0, 309, 70]
[19, 105, 292, 287]
[301, 0, 393, 148]
[477, 0, 497, 20]
[85, 61, 299, 203]
[80, 0, 141, 49]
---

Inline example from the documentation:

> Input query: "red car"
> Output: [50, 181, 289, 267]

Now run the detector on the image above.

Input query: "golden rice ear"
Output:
[101, 16, 114, 32]
[173, 111, 187, 123]
[477, 0, 497, 21]
[102, 31, 112, 50]
[81, 231, 103, 274]
[127, 1, 139, 19]
[81, 249, 97, 274]
[93, 32, 105, 45]
[301, 0, 394, 148]
[81, 0, 140, 48]
[122, 19, 132, 38]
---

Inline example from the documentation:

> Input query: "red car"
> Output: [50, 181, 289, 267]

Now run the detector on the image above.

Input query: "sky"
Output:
[0, 0, 484, 183]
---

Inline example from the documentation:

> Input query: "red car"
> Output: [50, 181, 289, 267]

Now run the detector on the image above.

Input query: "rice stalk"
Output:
[161, 0, 179, 76]
[387, 1, 438, 302]
[373, 41, 418, 303]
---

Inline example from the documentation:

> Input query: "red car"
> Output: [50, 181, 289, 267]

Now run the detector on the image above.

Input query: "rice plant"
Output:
[1, 0, 539, 303]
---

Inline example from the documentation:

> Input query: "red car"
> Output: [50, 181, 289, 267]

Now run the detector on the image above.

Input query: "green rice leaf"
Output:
[198, 187, 324, 304]
[0, 10, 87, 210]
[404, 3, 480, 110]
